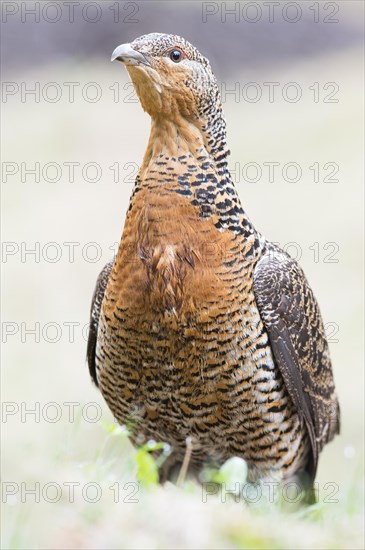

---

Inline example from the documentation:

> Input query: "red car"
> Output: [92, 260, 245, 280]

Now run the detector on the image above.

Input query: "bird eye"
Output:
[169, 49, 182, 63]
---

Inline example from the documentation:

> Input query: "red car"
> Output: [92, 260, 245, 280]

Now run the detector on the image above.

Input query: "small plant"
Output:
[135, 440, 171, 487]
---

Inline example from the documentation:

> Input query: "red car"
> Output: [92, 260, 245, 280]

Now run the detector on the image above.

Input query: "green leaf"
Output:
[135, 447, 159, 486]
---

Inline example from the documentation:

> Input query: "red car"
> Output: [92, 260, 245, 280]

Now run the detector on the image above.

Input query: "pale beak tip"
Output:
[111, 46, 123, 63]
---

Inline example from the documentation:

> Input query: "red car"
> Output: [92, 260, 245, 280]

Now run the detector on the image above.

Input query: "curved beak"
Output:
[111, 43, 152, 68]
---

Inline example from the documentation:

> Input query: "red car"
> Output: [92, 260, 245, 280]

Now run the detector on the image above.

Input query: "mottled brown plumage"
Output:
[87, 33, 340, 497]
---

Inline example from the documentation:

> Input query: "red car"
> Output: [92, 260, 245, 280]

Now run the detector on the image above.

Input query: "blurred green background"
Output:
[1, 1, 364, 548]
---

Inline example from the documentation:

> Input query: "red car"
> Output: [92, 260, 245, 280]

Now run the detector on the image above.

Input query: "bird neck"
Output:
[136, 111, 261, 243]
[140, 110, 230, 176]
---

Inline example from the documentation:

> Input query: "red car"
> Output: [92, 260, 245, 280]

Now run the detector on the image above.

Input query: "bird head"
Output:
[111, 33, 219, 122]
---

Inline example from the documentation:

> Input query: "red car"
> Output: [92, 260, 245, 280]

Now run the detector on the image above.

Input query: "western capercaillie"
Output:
[87, 33, 340, 500]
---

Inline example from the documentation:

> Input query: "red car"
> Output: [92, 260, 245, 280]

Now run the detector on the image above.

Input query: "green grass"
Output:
[2, 421, 364, 549]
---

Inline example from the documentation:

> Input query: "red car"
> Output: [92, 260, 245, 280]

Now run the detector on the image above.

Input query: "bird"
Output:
[87, 33, 340, 499]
